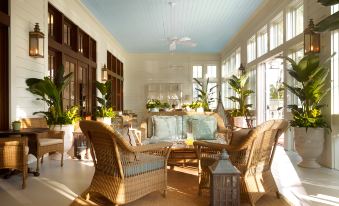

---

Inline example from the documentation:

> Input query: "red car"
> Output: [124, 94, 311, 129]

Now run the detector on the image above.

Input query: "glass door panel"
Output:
[63, 55, 76, 111]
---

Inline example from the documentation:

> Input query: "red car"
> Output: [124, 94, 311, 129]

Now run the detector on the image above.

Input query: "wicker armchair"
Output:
[79, 120, 173, 205]
[194, 119, 288, 205]
[21, 118, 64, 175]
[0, 137, 28, 189]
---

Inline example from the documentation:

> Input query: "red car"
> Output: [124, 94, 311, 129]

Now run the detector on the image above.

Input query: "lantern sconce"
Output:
[238, 63, 245, 75]
[102, 64, 108, 81]
[304, 19, 320, 55]
[29, 23, 45, 58]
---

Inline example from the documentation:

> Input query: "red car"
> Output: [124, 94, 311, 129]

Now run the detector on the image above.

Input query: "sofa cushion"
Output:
[123, 153, 165, 177]
[39, 138, 63, 146]
[152, 116, 178, 140]
[190, 116, 217, 140]
[116, 127, 137, 146]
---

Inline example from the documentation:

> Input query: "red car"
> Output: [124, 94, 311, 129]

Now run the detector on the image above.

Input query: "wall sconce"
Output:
[29, 23, 44, 58]
[304, 19, 320, 55]
[102, 64, 108, 81]
[238, 63, 245, 75]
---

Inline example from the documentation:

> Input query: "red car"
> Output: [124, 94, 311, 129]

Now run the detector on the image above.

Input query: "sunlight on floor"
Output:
[35, 177, 78, 201]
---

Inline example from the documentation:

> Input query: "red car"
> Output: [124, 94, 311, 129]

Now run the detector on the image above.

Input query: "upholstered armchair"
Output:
[0, 136, 28, 189]
[20, 118, 64, 175]
[80, 120, 173, 205]
[194, 119, 288, 205]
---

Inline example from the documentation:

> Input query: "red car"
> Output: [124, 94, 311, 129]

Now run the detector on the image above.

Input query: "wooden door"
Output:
[63, 55, 77, 111]
[0, 0, 9, 130]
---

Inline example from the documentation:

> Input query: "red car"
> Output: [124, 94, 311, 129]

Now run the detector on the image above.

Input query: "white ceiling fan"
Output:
[164, 1, 197, 52]
[168, 36, 197, 52]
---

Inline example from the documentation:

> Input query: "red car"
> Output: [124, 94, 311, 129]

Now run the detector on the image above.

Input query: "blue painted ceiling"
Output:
[81, 0, 264, 53]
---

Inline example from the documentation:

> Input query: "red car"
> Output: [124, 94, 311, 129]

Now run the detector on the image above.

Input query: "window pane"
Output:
[193, 65, 202, 78]
[247, 35, 256, 63]
[207, 66, 217, 78]
[270, 13, 283, 50]
[247, 68, 256, 110]
[208, 83, 217, 109]
[286, 3, 303, 40]
[332, 4, 339, 114]
[287, 48, 303, 107]
[257, 26, 268, 57]
[192, 83, 201, 100]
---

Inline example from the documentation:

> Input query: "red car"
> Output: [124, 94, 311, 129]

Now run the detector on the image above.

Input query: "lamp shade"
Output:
[304, 19, 320, 55]
[102, 64, 108, 81]
[29, 23, 44, 58]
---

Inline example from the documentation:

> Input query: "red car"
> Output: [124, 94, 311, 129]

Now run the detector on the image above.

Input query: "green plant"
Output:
[281, 53, 331, 128]
[193, 78, 217, 110]
[26, 65, 75, 125]
[146, 99, 161, 109]
[270, 83, 284, 99]
[316, 0, 339, 32]
[95, 80, 115, 118]
[227, 73, 254, 117]
[189, 100, 204, 109]
[161, 102, 171, 109]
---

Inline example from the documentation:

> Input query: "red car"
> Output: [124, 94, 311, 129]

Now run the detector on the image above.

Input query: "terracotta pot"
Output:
[294, 127, 324, 168]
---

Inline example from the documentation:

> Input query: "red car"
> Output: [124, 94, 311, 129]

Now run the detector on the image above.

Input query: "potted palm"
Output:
[193, 78, 217, 112]
[146, 99, 161, 112]
[282, 54, 330, 168]
[95, 80, 116, 125]
[161, 102, 171, 112]
[227, 73, 254, 128]
[26, 65, 79, 158]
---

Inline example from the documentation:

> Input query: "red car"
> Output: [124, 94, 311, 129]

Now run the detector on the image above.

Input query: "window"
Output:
[332, 4, 339, 114]
[286, 3, 303, 40]
[247, 67, 257, 110]
[208, 83, 218, 108]
[193, 65, 202, 78]
[107, 51, 124, 111]
[207, 65, 217, 78]
[257, 26, 268, 57]
[221, 48, 241, 108]
[63, 23, 71, 46]
[247, 35, 256, 63]
[270, 12, 283, 50]
[192, 64, 218, 109]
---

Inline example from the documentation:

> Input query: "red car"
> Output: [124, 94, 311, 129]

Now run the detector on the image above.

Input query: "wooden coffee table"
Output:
[168, 141, 197, 168]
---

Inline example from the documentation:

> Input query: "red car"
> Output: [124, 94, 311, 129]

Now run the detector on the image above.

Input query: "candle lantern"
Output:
[304, 19, 320, 55]
[102, 64, 108, 81]
[29, 23, 44, 58]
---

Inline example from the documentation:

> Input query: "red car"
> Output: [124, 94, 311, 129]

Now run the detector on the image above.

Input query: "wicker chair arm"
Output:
[193, 140, 242, 153]
[47, 130, 65, 139]
[132, 142, 173, 153]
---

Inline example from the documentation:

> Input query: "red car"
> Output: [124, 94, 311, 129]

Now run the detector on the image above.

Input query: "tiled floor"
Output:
[0, 147, 338, 206]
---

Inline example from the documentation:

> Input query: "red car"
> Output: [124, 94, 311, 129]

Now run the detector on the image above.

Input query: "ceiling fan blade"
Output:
[177, 40, 197, 47]
[179, 37, 191, 42]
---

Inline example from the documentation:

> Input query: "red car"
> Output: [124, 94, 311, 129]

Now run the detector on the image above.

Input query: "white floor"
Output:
[0, 147, 338, 206]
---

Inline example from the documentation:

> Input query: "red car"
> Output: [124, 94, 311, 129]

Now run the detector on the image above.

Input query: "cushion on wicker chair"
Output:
[39, 138, 63, 146]
[230, 128, 253, 146]
[123, 153, 165, 177]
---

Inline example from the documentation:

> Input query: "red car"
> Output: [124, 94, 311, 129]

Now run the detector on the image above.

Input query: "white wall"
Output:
[125, 53, 220, 119]
[9, 0, 128, 122]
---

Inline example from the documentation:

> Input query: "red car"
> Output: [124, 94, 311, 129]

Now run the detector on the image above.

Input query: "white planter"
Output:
[196, 107, 204, 113]
[97, 117, 112, 125]
[149, 108, 159, 112]
[164, 108, 170, 112]
[294, 127, 324, 168]
[233, 116, 248, 128]
[185, 107, 192, 112]
[49, 124, 75, 160]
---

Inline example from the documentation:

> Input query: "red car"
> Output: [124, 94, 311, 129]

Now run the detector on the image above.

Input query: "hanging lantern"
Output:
[238, 63, 245, 75]
[101, 64, 108, 81]
[304, 19, 320, 55]
[29, 23, 44, 58]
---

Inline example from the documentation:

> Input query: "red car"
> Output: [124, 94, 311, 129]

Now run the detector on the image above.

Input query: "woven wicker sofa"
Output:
[140, 111, 231, 142]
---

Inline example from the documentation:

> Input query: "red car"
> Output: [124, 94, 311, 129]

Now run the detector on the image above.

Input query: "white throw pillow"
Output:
[152, 116, 177, 140]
